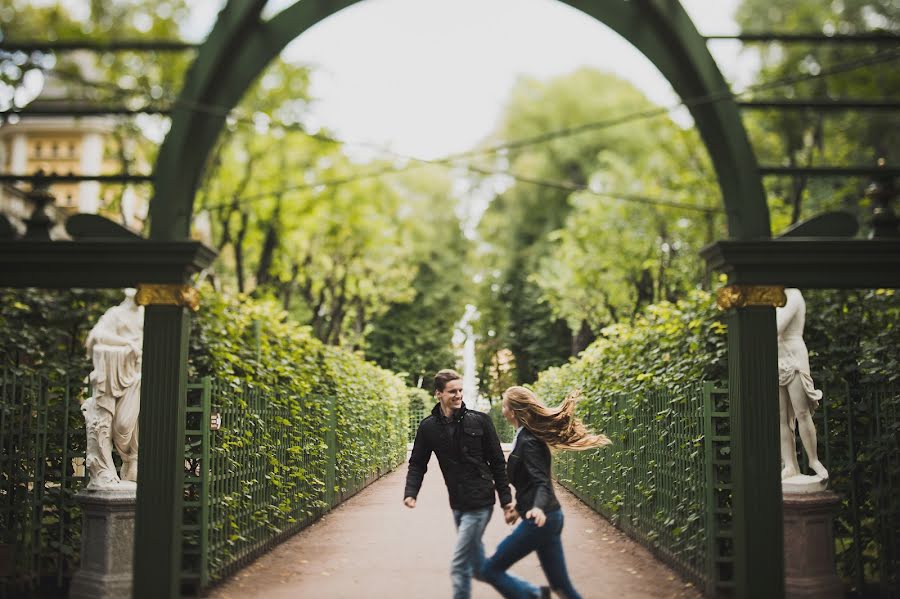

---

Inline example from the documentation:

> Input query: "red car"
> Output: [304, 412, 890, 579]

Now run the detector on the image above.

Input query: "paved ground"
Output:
[207, 453, 702, 599]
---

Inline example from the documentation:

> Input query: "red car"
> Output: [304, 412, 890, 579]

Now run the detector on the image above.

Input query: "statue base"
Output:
[69, 486, 136, 599]
[782, 490, 844, 599]
[782, 473, 827, 494]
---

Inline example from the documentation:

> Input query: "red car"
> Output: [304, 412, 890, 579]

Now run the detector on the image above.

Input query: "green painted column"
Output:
[720, 286, 786, 599]
[133, 290, 194, 599]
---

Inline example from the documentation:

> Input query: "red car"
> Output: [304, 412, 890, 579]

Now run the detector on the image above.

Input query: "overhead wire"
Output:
[188, 46, 900, 214]
[28, 46, 900, 215]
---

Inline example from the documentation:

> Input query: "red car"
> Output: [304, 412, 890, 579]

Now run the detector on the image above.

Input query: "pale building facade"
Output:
[0, 115, 113, 216]
[0, 50, 147, 235]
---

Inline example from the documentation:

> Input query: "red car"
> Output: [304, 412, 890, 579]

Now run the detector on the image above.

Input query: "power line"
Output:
[40, 46, 900, 169]
[0, 40, 197, 52]
[443, 47, 900, 163]
[462, 163, 721, 213]
[18, 46, 900, 209]
[704, 33, 900, 44]
[196, 47, 900, 212]
[198, 155, 721, 215]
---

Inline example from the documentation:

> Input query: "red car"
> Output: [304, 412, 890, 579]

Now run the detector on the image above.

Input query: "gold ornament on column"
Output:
[715, 285, 787, 311]
[135, 284, 200, 311]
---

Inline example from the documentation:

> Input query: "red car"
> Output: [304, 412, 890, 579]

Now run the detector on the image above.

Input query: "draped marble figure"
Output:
[82, 289, 143, 489]
[777, 287, 827, 483]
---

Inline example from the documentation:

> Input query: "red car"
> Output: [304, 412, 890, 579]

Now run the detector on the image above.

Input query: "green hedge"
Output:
[489, 401, 514, 444]
[189, 286, 410, 502]
[1, 288, 416, 593]
[535, 289, 727, 400]
[532, 288, 900, 594]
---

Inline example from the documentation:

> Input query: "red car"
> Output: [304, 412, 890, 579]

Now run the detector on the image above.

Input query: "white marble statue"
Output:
[777, 288, 827, 490]
[82, 288, 143, 489]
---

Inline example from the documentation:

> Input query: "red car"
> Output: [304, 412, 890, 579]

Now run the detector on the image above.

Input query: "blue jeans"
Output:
[451, 507, 493, 599]
[481, 509, 582, 599]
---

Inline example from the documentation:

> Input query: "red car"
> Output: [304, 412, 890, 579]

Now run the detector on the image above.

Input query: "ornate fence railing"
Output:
[555, 380, 899, 598]
[554, 382, 732, 595]
[2, 368, 895, 597]
[1, 371, 406, 597]
[180, 376, 406, 593]
[407, 393, 428, 444]
[0, 370, 87, 599]
[819, 381, 899, 597]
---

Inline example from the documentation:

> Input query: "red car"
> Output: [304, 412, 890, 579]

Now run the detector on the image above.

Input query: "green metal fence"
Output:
[181, 377, 335, 590]
[181, 376, 404, 593]
[818, 381, 899, 597]
[0, 370, 87, 599]
[554, 382, 733, 595]
[3, 367, 894, 597]
[556, 380, 899, 598]
[408, 393, 428, 443]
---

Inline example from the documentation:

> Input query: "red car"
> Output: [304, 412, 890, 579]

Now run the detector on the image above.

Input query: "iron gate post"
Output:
[132, 300, 192, 599]
[720, 288, 785, 599]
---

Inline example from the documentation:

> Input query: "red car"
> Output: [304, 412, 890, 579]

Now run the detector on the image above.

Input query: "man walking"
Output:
[404, 369, 515, 599]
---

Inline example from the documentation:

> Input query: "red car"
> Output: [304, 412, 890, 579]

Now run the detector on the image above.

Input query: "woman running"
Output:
[481, 386, 610, 599]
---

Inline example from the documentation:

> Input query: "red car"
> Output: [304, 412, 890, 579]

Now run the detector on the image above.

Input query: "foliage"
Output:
[472, 68, 723, 388]
[364, 169, 470, 385]
[532, 287, 900, 593]
[0, 286, 415, 589]
[736, 0, 900, 233]
[0, 288, 117, 592]
[534, 289, 727, 401]
[801, 289, 900, 592]
[189, 285, 410, 485]
[488, 402, 514, 444]
[0, 287, 118, 375]
[199, 60, 470, 354]
[1, 0, 194, 231]
[525, 291, 724, 585]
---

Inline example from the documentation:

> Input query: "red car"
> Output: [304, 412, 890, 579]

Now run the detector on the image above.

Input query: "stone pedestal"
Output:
[69, 486, 136, 599]
[783, 490, 844, 599]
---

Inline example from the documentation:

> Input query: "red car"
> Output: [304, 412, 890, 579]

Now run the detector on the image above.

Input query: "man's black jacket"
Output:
[404, 402, 512, 511]
[507, 427, 560, 517]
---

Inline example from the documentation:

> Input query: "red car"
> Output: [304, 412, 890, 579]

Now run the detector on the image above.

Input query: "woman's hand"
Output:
[403, 497, 416, 508]
[525, 507, 546, 527]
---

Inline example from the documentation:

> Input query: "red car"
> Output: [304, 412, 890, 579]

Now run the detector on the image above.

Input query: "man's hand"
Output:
[403, 497, 416, 509]
[502, 503, 519, 525]
[525, 507, 546, 527]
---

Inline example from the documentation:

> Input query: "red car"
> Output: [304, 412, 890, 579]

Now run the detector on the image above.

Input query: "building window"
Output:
[51, 143, 59, 157]
[34, 143, 42, 158]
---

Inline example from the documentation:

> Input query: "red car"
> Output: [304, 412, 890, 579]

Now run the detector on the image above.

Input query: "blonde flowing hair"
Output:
[503, 386, 611, 451]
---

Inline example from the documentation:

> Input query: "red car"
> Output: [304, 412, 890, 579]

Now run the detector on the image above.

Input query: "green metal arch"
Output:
[150, 0, 770, 241]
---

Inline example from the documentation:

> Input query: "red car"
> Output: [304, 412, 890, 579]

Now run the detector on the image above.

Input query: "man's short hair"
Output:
[434, 369, 461, 392]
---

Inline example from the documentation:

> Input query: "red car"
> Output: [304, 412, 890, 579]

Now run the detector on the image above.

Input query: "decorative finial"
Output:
[23, 170, 57, 240]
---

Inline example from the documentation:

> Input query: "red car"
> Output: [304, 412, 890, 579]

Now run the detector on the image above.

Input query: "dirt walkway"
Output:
[207, 454, 701, 599]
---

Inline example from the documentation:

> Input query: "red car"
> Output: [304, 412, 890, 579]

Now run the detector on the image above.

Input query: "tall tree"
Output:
[471, 68, 721, 386]
[365, 166, 470, 386]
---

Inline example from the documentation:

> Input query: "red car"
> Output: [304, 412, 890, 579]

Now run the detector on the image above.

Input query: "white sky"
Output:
[184, 0, 757, 160]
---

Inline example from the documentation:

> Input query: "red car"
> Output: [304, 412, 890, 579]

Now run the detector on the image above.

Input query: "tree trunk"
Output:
[234, 210, 249, 293]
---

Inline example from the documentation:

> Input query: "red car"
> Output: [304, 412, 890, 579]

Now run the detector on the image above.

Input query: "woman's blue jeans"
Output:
[481, 509, 582, 599]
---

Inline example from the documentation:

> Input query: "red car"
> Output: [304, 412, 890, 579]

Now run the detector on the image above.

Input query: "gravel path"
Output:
[207, 453, 702, 599]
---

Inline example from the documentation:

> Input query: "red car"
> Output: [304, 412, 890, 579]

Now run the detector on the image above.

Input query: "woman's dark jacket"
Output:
[405, 402, 512, 511]
[507, 428, 561, 517]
